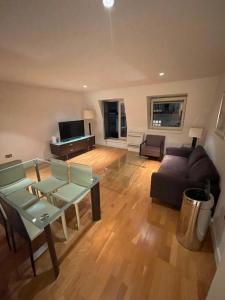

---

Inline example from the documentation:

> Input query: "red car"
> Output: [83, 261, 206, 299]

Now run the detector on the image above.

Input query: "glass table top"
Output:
[102, 152, 147, 190]
[0, 158, 100, 229]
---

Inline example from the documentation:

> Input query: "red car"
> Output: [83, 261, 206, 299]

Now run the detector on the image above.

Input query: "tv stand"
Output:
[50, 135, 95, 160]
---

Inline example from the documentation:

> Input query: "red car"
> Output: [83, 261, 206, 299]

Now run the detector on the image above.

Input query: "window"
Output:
[148, 95, 187, 130]
[103, 100, 127, 139]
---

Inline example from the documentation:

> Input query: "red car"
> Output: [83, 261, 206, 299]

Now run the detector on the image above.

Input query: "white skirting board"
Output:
[127, 145, 140, 152]
[210, 220, 221, 267]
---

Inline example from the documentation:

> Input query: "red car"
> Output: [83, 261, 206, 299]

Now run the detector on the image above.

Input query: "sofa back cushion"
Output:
[188, 157, 220, 184]
[188, 146, 207, 167]
[146, 135, 165, 147]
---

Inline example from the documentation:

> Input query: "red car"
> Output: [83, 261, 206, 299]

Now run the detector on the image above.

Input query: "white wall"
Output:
[85, 77, 219, 149]
[0, 82, 86, 162]
[205, 73, 225, 263]
[207, 248, 225, 300]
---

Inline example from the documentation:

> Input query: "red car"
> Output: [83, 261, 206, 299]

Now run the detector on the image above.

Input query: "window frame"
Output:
[118, 101, 127, 139]
[215, 92, 225, 140]
[147, 94, 187, 131]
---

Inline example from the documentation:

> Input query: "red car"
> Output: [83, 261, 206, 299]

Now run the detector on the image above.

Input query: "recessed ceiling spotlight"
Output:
[159, 72, 165, 76]
[103, 0, 115, 9]
[83, 85, 88, 88]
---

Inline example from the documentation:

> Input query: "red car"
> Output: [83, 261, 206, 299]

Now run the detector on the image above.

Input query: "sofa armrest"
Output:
[160, 140, 165, 157]
[140, 140, 146, 146]
[150, 172, 204, 207]
[166, 147, 192, 158]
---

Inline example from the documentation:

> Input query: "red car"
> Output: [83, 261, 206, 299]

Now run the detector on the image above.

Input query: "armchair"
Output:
[140, 135, 165, 161]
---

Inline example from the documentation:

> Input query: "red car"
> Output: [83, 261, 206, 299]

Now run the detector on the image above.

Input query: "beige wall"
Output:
[205, 73, 225, 263]
[85, 77, 219, 149]
[0, 76, 220, 161]
[0, 82, 85, 162]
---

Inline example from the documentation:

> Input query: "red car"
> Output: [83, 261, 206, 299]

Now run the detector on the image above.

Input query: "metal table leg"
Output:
[44, 224, 59, 278]
[91, 182, 101, 221]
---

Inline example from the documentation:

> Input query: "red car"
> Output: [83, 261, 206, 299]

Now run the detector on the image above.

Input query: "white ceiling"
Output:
[0, 0, 225, 91]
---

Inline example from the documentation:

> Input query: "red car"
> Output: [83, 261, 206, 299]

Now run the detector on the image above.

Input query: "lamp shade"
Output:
[189, 127, 203, 138]
[83, 110, 95, 120]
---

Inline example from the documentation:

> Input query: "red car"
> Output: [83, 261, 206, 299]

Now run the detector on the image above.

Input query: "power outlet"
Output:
[5, 154, 12, 158]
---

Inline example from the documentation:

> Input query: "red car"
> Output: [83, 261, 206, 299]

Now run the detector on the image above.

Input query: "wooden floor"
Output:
[0, 146, 216, 300]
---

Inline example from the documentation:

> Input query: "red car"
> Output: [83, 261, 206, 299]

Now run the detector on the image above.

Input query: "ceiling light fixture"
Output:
[103, 0, 115, 9]
[159, 72, 165, 76]
[83, 85, 88, 88]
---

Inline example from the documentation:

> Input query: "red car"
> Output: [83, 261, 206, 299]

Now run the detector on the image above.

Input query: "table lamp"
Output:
[189, 127, 203, 148]
[83, 110, 95, 135]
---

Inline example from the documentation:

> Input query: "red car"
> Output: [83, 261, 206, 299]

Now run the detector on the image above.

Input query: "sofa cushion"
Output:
[188, 157, 220, 183]
[188, 146, 207, 167]
[159, 155, 188, 177]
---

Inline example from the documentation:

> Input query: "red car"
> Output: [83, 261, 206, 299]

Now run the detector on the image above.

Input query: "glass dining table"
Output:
[0, 158, 101, 278]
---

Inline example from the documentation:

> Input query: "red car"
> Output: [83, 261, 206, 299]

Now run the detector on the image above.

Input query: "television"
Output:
[59, 120, 85, 141]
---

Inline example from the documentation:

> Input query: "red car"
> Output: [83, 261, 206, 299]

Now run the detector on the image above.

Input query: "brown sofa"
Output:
[150, 146, 220, 209]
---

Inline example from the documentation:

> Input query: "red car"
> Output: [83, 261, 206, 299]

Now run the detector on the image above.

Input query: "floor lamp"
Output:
[83, 110, 95, 135]
[189, 127, 203, 148]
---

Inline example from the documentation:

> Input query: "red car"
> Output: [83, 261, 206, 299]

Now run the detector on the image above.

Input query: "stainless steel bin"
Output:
[176, 188, 214, 251]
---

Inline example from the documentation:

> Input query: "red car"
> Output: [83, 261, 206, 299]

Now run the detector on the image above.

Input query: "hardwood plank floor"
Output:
[0, 146, 216, 300]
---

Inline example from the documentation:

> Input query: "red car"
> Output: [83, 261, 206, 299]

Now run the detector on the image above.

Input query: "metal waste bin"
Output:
[176, 188, 214, 251]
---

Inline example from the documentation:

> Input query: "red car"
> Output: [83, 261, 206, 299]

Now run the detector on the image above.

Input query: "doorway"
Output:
[103, 100, 127, 139]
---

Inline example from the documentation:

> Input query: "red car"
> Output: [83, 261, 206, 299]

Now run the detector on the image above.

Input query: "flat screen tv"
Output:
[59, 120, 85, 141]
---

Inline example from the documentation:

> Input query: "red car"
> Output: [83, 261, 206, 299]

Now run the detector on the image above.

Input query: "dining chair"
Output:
[6, 189, 38, 209]
[0, 160, 35, 195]
[52, 163, 93, 229]
[0, 159, 36, 251]
[0, 194, 67, 276]
[0, 189, 38, 249]
[0, 196, 42, 276]
[32, 159, 69, 203]
[0, 187, 39, 251]
[6, 189, 68, 241]
[0, 204, 11, 250]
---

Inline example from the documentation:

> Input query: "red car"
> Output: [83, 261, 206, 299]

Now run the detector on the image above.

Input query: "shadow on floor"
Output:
[17, 269, 55, 299]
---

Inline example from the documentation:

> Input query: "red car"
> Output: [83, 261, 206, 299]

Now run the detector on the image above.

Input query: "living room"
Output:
[0, 1, 225, 300]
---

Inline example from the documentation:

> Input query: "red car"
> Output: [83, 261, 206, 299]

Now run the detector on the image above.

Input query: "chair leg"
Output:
[28, 241, 36, 276]
[31, 186, 37, 196]
[61, 212, 68, 241]
[10, 226, 16, 252]
[74, 203, 80, 229]
[48, 193, 55, 206]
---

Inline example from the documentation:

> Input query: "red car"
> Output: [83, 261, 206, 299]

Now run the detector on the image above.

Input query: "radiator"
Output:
[127, 132, 144, 149]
